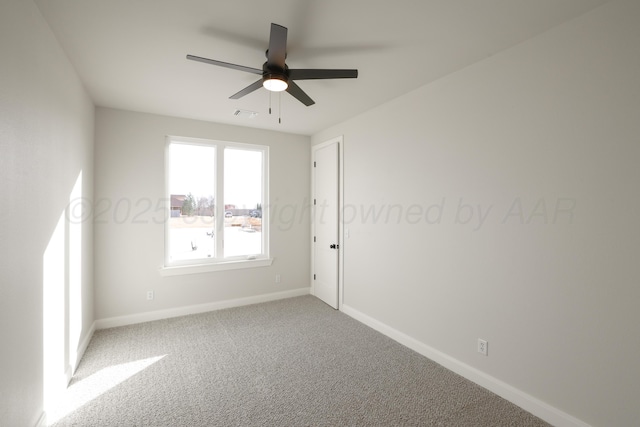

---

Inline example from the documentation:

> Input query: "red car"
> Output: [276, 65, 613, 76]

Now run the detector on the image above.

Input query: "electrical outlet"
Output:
[147, 290, 154, 301]
[275, 274, 281, 283]
[478, 339, 488, 356]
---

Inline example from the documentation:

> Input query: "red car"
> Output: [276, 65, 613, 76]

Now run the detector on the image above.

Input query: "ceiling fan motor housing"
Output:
[262, 62, 289, 90]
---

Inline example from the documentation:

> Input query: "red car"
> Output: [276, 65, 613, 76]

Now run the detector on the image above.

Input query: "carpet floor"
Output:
[50, 295, 550, 426]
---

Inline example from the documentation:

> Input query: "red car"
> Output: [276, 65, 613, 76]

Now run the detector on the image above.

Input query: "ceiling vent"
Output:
[233, 109, 258, 119]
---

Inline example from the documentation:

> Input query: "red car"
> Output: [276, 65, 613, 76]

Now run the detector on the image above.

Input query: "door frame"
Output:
[311, 135, 344, 310]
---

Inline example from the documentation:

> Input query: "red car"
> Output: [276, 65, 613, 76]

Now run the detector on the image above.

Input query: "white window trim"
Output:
[159, 258, 273, 276]
[162, 135, 270, 274]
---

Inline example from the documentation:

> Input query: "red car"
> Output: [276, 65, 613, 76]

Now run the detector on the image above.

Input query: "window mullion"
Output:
[215, 145, 225, 259]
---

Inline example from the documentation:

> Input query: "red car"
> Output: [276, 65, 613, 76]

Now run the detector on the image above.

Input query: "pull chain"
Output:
[267, 91, 282, 123]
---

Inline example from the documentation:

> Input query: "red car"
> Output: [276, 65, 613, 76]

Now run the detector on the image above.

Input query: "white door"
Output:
[312, 141, 339, 309]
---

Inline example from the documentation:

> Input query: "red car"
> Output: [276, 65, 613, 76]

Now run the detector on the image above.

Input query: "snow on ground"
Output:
[168, 216, 261, 261]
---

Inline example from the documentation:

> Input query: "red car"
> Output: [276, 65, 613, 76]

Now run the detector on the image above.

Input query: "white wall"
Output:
[0, 1, 95, 426]
[313, 1, 640, 426]
[94, 108, 310, 321]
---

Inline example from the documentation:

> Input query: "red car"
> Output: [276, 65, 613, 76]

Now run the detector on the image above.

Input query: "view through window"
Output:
[223, 148, 263, 258]
[166, 137, 267, 266]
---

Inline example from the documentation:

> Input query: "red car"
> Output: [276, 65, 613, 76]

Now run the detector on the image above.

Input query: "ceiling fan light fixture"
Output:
[263, 74, 288, 92]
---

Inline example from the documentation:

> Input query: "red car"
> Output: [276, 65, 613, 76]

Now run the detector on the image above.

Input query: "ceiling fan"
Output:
[187, 23, 358, 107]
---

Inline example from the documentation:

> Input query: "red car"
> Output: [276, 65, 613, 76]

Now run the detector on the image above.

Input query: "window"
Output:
[164, 136, 269, 272]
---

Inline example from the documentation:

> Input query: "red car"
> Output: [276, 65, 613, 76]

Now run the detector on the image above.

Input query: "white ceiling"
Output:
[35, 0, 608, 136]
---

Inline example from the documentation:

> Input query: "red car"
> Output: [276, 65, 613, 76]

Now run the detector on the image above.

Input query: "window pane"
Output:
[168, 143, 216, 263]
[224, 148, 263, 258]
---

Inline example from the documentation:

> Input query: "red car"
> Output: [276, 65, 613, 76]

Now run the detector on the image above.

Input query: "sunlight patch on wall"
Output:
[43, 211, 66, 414]
[68, 171, 83, 371]
[43, 170, 87, 417]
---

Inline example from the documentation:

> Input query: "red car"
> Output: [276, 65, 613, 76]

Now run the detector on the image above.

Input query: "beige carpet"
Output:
[50, 295, 550, 426]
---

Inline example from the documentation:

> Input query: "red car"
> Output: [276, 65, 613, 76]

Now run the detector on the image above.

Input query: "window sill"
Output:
[160, 258, 273, 276]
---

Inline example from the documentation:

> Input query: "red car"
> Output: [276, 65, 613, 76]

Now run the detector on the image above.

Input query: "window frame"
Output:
[162, 135, 271, 275]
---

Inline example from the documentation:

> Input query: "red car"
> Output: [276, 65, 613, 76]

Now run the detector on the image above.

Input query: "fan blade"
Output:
[230, 79, 264, 99]
[187, 55, 263, 75]
[288, 69, 358, 80]
[266, 24, 287, 69]
[286, 81, 315, 106]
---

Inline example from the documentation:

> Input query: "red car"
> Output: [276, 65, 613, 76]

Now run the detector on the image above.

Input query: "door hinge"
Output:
[313, 236, 316, 242]
[314, 161, 316, 167]
[313, 274, 316, 280]
[314, 199, 316, 205]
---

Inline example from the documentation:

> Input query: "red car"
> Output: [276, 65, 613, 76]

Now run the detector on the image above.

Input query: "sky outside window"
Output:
[169, 143, 216, 199]
[224, 148, 262, 209]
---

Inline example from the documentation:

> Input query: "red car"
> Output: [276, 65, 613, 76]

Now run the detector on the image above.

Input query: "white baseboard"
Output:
[341, 304, 590, 427]
[96, 288, 310, 330]
[73, 321, 96, 374]
[34, 412, 47, 427]
[63, 320, 97, 385]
